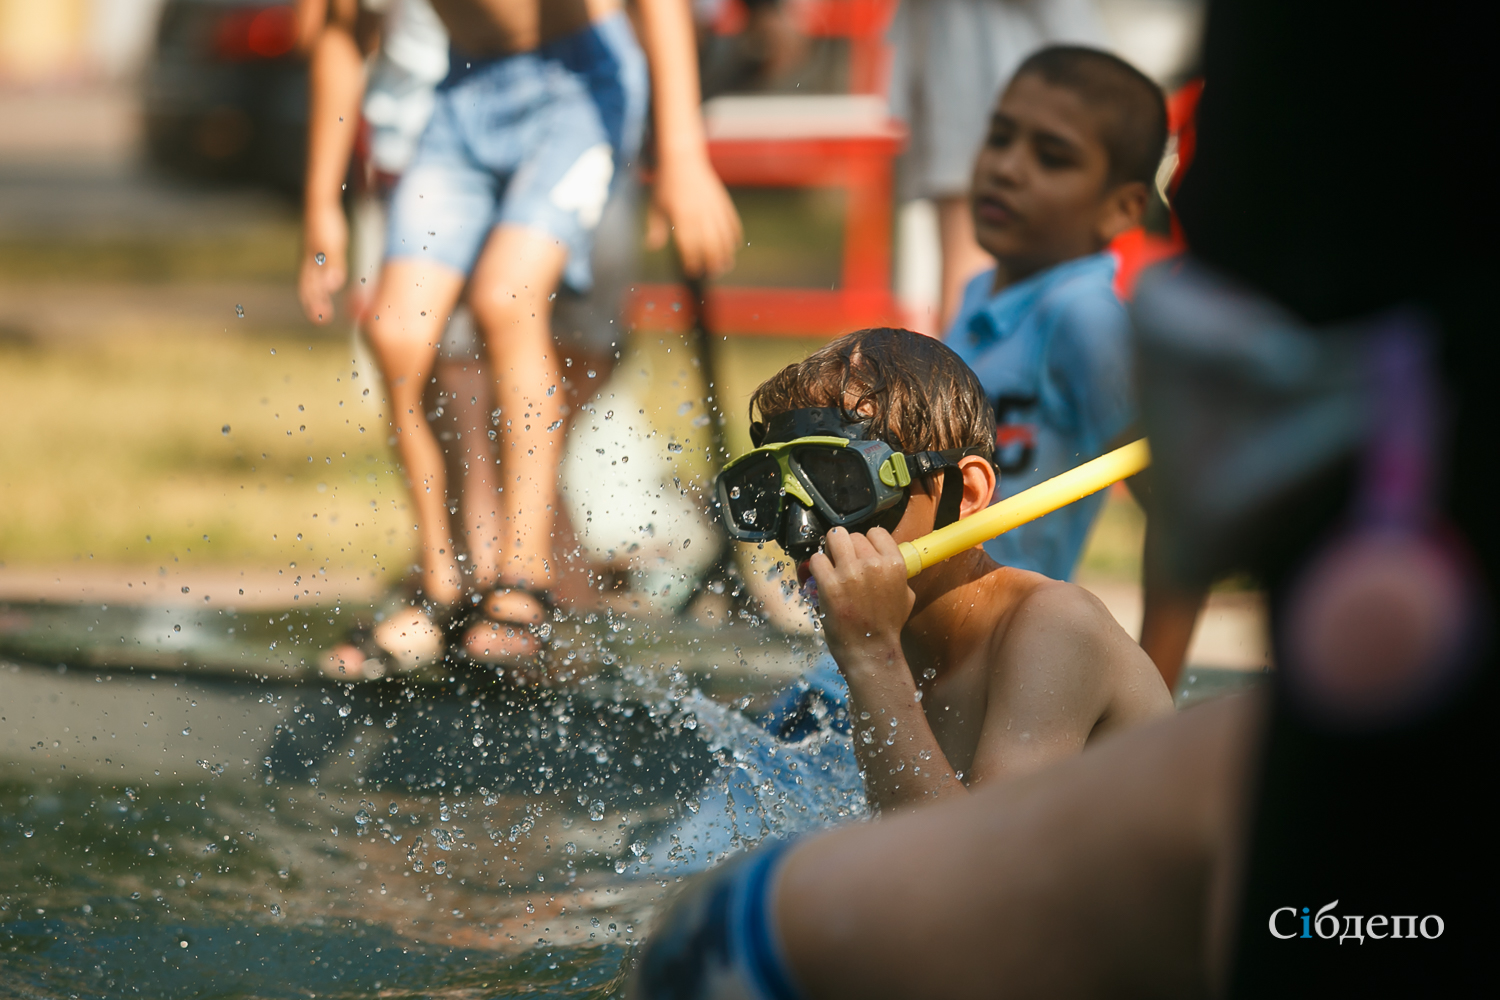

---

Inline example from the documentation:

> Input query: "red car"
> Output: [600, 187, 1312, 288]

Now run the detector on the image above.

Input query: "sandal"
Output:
[452, 585, 558, 679]
[320, 587, 461, 681]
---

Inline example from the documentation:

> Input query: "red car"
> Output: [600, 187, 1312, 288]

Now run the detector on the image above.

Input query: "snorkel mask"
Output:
[714, 407, 989, 562]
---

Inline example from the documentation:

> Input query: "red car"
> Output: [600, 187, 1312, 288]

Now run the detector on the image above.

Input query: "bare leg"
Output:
[936, 194, 998, 331]
[429, 354, 504, 592]
[363, 259, 468, 606]
[463, 225, 570, 664]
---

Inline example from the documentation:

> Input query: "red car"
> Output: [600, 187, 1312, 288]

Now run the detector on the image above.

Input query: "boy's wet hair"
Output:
[1012, 45, 1168, 188]
[749, 327, 996, 459]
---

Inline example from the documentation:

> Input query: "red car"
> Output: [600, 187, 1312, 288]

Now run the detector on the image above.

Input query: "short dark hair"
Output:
[1012, 45, 1168, 188]
[748, 328, 995, 459]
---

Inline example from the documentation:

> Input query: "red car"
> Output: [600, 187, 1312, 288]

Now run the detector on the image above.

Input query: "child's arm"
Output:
[298, 0, 366, 324]
[810, 527, 968, 811]
[633, 0, 743, 277]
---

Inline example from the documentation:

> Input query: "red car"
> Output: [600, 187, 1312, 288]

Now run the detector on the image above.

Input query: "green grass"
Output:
[0, 222, 301, 284]
[0, 327, 407, 575]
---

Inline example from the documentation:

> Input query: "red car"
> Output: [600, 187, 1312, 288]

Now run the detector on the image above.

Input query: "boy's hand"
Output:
[808, 527, 915, 672]
[299, 201, 348, 325]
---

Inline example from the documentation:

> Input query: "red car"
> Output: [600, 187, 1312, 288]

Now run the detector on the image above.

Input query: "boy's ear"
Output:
[1095, 180, 1149, 245]
[957, 456, 998, 521]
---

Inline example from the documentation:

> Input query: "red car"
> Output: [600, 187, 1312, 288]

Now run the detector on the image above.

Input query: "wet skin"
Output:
[970, 73, 1148, 286]
[805, 457, 1172, 812]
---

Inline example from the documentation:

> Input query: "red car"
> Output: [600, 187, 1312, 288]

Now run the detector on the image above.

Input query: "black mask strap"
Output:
[933, 469, 965, 529]
[907, 446, 993, 530]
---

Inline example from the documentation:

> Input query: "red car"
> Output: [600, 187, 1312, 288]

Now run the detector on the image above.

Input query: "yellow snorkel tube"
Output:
[899, 438, 1152, 578]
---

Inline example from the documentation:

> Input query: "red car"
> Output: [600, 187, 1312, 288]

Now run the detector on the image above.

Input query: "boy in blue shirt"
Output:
[946, 45, 1164, 582]
[946, 46, 1206, 682]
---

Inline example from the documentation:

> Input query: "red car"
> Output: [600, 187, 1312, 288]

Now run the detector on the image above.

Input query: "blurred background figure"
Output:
[296, 0, 742, 676]
[294, 0, 654, 678]
[889, 0, 1109, 331]
[884, 0, 1203, 333]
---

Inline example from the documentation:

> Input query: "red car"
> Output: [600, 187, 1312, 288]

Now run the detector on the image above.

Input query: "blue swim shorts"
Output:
[384, 12, 647, 292]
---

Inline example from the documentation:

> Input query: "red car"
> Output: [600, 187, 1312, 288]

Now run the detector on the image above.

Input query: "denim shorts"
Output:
[385, 12, 647, 292]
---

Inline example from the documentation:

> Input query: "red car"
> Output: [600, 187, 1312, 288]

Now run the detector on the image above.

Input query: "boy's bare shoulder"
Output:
[987, 571, 1173, 726]
[984, 570, 1151, 688]
[991, 570, 1125, 645]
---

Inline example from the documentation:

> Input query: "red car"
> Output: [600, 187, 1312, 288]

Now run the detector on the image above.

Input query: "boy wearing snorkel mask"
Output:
[718, 328, 1171, 812]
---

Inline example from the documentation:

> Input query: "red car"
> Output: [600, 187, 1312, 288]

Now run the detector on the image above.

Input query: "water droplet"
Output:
[614, 859, 627, 873]
[433, 860, 447, 875]
[548, 291, 557, 301]
[586, 370, 597, 379]
[270, 904, 282, 917]
[525, 901, 535, 913]
[315, 252, 326, 265]
[235, 304, 244, 318]
[22, 828, 34, 838]
[338, 704, 351, 717]
[471, 733, 484, 747]
[221, 424, 230, 435]
[742, 510, 757, 524]
[412, 858, 423, 872]
[546, 384, 557, 396]
[180, 939, 189, 949]
[589, 800, 605, 822]
[181, 727, 190, 736]
[730, 486, 741, 498]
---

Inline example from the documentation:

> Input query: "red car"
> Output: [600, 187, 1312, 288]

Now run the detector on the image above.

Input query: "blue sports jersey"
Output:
[946, 252, 1135, 580]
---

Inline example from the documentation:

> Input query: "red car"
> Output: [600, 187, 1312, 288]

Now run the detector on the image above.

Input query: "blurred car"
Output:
[143, 0, 308, 191]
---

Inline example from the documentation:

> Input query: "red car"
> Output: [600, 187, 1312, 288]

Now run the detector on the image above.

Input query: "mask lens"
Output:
[795, 446, 874, 518]
[722, 454, 783, 535]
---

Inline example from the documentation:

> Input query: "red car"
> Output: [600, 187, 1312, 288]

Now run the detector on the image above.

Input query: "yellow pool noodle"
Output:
[899, 438, 1152, 578]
